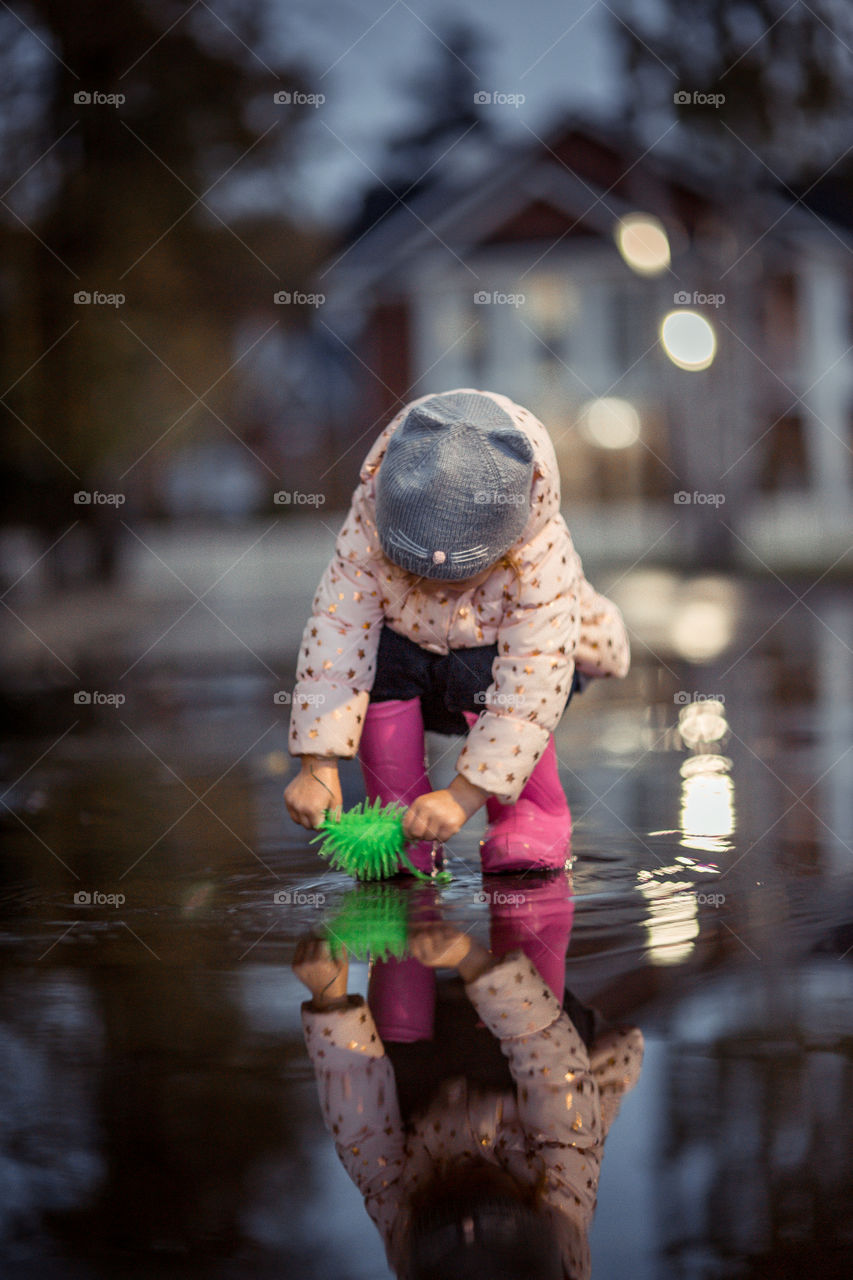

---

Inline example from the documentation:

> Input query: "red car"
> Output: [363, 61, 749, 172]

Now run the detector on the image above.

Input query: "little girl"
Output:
[284, 389, 630, 872]
[293, 922, 644, 1280]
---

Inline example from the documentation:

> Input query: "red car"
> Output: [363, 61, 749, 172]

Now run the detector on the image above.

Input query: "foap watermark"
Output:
[74, 889, 126, 907]
[473, 890, 526, 905]
[273, 690, 326, 706]
[474, 91, 525, 108]
[473, 290, 525, 307]
[74, 290, 125, 307]
[273, 889, 326, 906]
[673, 691, 726, 706]
[74, 690, 126, 707]
[74, 490, 125, 506]
[473, 690, 525, 708]
[74, 90, 125, 107]
[473, 490, 526, 505]
[673, 89, 725, 108]
[673, 491, 725, 507]
[273, 90, 325, 107]
[674, 290, 725, 308]
[274, 290, 325, 307]
[694, 891, 726, 908]
[274, 489, 325, 506]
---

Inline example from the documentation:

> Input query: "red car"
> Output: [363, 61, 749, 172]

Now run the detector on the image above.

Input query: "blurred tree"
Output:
[0, 0, 326, 581]
[386, 19, 492, 177]
[616, 0, 853, 185]
[346, 18, 494, 241]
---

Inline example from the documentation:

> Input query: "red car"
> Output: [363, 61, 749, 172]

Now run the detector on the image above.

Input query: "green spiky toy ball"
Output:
[323, 884, 410, 962]
[311, 797, 451, 883]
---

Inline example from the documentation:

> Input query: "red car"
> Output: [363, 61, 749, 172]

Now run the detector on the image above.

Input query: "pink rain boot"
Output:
[368, 955, 437, 1042]
[487, 870, 574, 998]
[463, 712, 572, 873]
[359, 697, 441, 876]
[367, 885, 440, 1043]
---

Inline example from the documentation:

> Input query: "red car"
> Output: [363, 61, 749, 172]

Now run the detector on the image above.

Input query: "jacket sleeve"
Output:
[573, 576, 630, 679]
[288, 481, 386, 758]
[301, 996, 407, 1249]
[465, 951, 601, 1155]
[588, 1024, 644, 1134]
[465, 951, 602, 1279]
[455, 518, 581, 803]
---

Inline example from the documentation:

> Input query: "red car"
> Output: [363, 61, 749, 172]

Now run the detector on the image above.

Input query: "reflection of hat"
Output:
[407, 1190, 563, 1280]
[375, 392, 534, 580]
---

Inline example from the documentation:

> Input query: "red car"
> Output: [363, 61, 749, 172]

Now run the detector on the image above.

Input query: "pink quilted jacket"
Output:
[288, 389, 630, 803]
[302, 950, 644, 1280]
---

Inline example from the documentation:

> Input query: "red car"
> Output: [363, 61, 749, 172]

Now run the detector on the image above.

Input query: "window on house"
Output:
[758, 414, 809, 492]
[525, 274, 579, 369]
[608, 280, 651, 374]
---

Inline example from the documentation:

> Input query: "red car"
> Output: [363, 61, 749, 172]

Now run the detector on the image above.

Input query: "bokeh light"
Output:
[660, 309, 717, 370]
[680, 764, 735, 854]
[615, 213, 672, 275]
[638, 866, 700, 965]
[578, 397, 641, 449]
[670, 600, 733, 661]
[677, 700, 729, 747]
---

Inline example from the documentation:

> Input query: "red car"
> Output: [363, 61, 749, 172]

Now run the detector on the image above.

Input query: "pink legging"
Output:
[368, 871, 574, 1042]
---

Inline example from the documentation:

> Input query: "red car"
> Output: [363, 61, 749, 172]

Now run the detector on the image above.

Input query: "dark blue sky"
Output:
[271, 0, 622, 225]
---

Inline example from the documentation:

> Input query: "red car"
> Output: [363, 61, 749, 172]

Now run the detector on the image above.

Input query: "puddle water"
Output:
[1, 579, 852, 1277]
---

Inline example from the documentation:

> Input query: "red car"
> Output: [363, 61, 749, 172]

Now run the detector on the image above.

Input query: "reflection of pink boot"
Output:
[359, 697, 441, 876]
[463, 713, 571, 872]
[368, 955, 436, 1043]
[367, 885, 439, 1043]
[487, 870, 574, 998]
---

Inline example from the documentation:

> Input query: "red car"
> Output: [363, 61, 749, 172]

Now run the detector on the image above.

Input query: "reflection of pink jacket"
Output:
[302, 950, 644, 1280]
[289, 389, 630, 803]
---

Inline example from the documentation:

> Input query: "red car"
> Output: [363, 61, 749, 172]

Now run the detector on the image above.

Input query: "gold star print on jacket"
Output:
[289, 389, 630, 804]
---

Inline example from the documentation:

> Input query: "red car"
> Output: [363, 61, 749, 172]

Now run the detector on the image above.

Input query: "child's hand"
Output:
[402, 775, 488, 842]
[410, 923, 494, 981]
[409, 923, 494, 983]
[285, 758, 342, 830]
[409, 922, 474, 969]
[292, 935, 349, 1006]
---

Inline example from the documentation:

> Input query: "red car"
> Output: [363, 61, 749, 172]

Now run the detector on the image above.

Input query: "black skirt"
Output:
[385, 974, 597, 1124]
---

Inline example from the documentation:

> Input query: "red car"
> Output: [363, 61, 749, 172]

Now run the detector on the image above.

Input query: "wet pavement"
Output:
[1, 572, 852, 1278]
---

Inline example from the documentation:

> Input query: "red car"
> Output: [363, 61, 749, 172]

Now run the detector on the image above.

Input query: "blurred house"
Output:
[160, 320, 360, 520]
[312, 114, 853, 570]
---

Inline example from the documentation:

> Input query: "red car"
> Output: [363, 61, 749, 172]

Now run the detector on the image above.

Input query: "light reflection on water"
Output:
[1, 582, 852, 1277]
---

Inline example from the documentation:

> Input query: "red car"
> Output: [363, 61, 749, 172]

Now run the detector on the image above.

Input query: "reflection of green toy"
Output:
[311, 798, 451, 883]
[324, 884, 409, 962]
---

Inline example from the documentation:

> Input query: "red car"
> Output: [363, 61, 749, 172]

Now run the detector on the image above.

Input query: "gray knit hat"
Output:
[375, 392, 534, 580]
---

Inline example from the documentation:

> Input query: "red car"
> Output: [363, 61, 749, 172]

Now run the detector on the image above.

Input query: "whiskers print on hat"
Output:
[450, 545, 490, 566]
[375, 390, 535, 581]
[385, 529, 492, 574]
[386, 529, 430, 559]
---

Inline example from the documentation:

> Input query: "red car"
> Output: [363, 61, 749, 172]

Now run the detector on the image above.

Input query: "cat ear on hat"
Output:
[487, 425, 535, 465]
[403, 400, 454, 436]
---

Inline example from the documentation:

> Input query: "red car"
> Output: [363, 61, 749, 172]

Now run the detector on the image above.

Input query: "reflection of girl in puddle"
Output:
[293, 909, 642, 1279]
